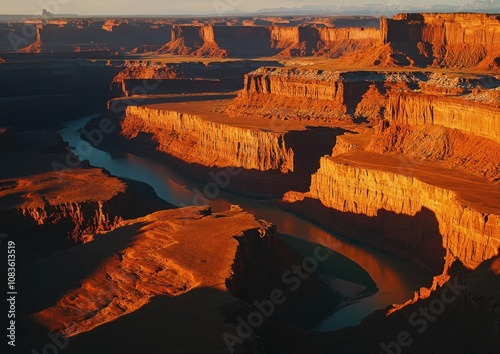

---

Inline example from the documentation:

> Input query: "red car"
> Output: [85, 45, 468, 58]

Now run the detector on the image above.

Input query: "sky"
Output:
[0, 0, 473, 16]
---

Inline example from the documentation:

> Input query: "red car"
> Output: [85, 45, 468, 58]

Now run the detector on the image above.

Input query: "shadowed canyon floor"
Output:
[1, 11, 500, 354]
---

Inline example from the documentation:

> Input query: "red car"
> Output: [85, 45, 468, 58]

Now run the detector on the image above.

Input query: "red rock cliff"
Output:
[381, 13, 500, 68]
[385, 92, 500, 144]
[124, 105, 294, 172]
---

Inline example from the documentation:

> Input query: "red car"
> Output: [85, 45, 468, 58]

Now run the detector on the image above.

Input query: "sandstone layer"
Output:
[381, 13, 500, 68]
[4, 13, 499, 70]
[286, 153, 500, 273]
[226, 68, 419, 122]
[20, 205, 374, 353]
[0, 130, 170, 244]
[16, 19, 172, 53]
[89, 95, 345, 197]
[385, 92, 500, 144]
[110, 60, 281, 96]
[159, 24, 381, 58]
[30, 206, 269, 337]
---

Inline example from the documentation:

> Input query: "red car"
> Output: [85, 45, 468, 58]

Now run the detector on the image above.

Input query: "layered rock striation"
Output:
[385, 92, 500, 143]
[110, 60, 282, 96]
[0, 130, 170, 244]
[380, 13, 500, 68]
[160, 24, 381, 58]
[124, 105, 294, 172]
[302, 155, 500, 272]
[227, 68, 424, 121]
[93, 100, 344, 197]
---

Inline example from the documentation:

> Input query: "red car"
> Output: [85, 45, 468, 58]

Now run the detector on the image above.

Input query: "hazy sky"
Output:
[1, 0, 472, 16]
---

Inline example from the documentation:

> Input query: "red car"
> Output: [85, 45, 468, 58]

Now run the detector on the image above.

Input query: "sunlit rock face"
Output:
[31, 206, 275, 337]
[304, 157, 500, 272]
[381, 13, 500, 68]
[123, 106, 295, 173]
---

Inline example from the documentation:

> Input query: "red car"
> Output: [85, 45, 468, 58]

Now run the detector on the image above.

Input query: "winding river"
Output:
[58, 115, 430, 332]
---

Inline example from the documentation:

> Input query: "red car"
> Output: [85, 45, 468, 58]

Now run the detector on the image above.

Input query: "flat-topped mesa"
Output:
[161, 25, 274, 57]
[315, 27, 382, 56]
[110, 60, 281, 96]
[124, 105, 294, 173]
[161, 24, 380, 58]
[381, 13, 500, 68]
[114, 103, 341, 197]
[285, 154, 500, 275]
[19, 19, 172, 53]
[385, 13, 500, 44]
[30, 206, 275, 337]
[228, 68, 420, 122]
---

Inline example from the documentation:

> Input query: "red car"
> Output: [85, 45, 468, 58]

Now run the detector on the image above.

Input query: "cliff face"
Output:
[17, 19, 172, 53]
[381, 13, 500, 68]
[110, 60, 281, 96]
[385, 92, 500, 144]
[227, 68, 421, 121]
[0, 167, 161, 244]
[124, 106, 294, 172]
[305, 157, 500, 271]
[161, 24, 380, 58]
[31, 206, 276, 337]
[367, 121, 500, 182]
[227, 67, 353, 121]
[0, 129, 171, 245]
[104, 102, 342, 197]
[161, 25, 227, 57]
[18, 195, 126, 243]
[384, 13, 500, 46]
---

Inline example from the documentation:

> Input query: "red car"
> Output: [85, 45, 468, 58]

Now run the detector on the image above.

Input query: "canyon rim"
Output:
[1, 4, 500, 354]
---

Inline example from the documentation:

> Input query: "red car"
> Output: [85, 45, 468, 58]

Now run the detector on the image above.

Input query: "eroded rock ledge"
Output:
[88, 97, 345, 197]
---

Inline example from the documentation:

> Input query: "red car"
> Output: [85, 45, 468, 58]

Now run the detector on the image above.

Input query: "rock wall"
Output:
[227, 68, 416, 121]
[367, 121, 500, 182]
[381, 13, 500, 68]
[124, 106, 294, 172]
[19, 19, 172, 53]
[384, 13, 500, 45]
[161, 24, 380, 58]
[385, 92, 500, 144]
[228, 67, 351, 120]
[319, 27, 381, 42]
[305, 157, 500, 271]
[110, 60, 281, 95]
[112, 105, 341, 197]
[18, 198, 125, 243]
[1, 178, 169, 244]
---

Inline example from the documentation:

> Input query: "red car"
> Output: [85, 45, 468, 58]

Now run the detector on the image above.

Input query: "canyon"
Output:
[1, 11, 499, 354]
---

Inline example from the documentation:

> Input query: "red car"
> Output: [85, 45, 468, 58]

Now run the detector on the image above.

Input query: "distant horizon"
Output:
[2, 0, 492, 17]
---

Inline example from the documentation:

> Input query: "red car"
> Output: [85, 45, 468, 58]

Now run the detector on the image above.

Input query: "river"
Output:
[58, 115, 430, 332]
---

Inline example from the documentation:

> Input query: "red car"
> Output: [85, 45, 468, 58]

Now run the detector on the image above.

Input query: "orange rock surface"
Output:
[32, 206, 273, 337]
